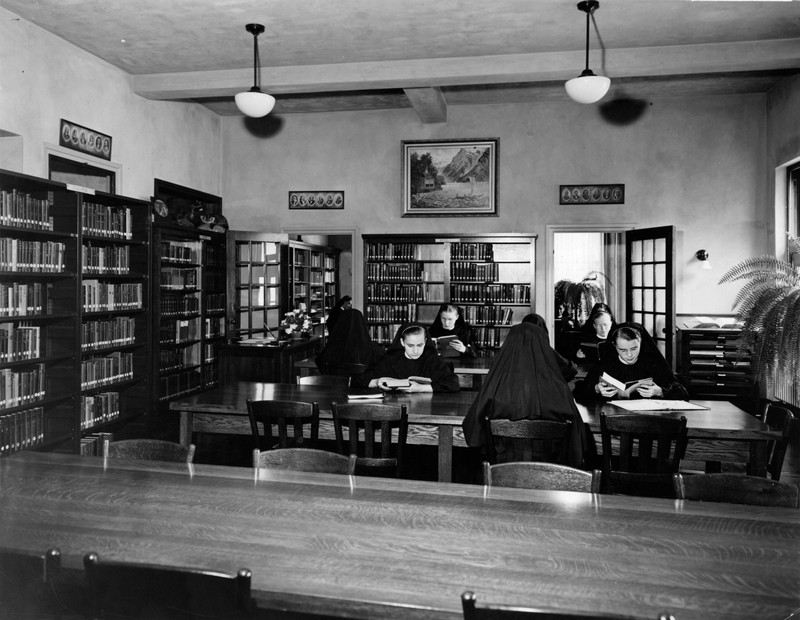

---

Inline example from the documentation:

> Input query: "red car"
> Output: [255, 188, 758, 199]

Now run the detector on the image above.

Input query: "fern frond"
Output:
[731, 277, 794, 312]
[718, 255, 799, 285]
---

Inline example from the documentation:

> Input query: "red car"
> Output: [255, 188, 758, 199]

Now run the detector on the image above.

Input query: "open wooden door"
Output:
[625, 226, 676, 367]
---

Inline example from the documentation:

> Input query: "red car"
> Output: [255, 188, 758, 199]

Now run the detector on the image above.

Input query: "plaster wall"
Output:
[222, 94, 768, 317]
[0, 6, 221, 201]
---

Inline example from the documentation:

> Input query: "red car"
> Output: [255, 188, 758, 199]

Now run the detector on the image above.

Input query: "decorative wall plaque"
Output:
[59, 119, 112, 161]
[559, 184, 624, 205]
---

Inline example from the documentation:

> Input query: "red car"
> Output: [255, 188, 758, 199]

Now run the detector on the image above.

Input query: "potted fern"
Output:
[718, 235, 800, 398]
[554, 271, 610, 326]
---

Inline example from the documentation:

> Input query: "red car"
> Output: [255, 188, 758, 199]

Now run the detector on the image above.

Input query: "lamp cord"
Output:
[584, 7, 591, 72]
[252, 33, 260, 89]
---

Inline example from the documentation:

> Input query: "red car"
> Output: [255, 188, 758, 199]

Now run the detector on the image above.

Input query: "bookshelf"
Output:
[284, 240, 340, 339]
[363, 234, 536, 354]
[151, 180, 226, 418]
[1, 168, 150, 457]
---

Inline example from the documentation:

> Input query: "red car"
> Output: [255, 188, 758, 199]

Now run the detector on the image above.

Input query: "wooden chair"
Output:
[483, 418, 573, 464]
[461, 591, 676, 620]
[83, 552, 254, 619]
[483, 461, 601, 493]
[599, 413, 688, 498]
[673, 473, 800, 508]
[762, 403, 794, 481]
[330, 402, 408, 477]
[253, 448, 357, 474]
[102, 438, 196, 463]
[246, 399, 319, 451]
[296, 374, 351, 389]
[0, 547, 73, 619]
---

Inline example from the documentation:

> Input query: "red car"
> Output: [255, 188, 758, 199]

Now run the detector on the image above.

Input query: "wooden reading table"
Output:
[0, 451, 797, 620]
[170, 382, 777, 481]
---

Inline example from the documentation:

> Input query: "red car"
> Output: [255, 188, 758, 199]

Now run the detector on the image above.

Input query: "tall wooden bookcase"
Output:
[285, 240, 341, 339]
[363, 233, 536, 354]
[150, 180, 226, 427]
[1, 168, 150, 456]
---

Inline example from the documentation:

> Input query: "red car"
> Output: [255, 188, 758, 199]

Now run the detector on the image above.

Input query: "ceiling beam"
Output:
[132, 39, 800, 100]
[404, 87, 447, 124]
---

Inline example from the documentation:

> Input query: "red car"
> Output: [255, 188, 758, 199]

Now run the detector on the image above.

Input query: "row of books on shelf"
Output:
[159, 318, 201, 344]
[470, 326, 510, 348]
[82, 244, 131, 274]
[0, 189, 53, 230]
[160, 241, 200, 264]
[81, 203, 133, 239]
[202, 244, 225, 265]
[365, 242, 442, 262]
[204, 343, 218, 364]
[205, 292, 226, 314]
[80, 352, 133, 389]
[203, 364, 219, 389]
[0, 364, 45, 410]
[80, 393, 119, 430]
[159, 346, 195, 372]
[366, 282, 444, 303]
[461, 305, 514, 326]
[450, 283, 531, 304]
[160, 291, 200, 317]
[366, 262, 425, 282]
[79, 431, 114, 456]
[0, 323, 40, 362]
[160, 267, 198, 290]
[203, 272, 226, 292]
[81, 317, 136, 351]
[365, 303, 418, 324]
[82, 281, 143, 312]
[450, 261, 499, 282]
[0, 282, 47, 317]
[450, 242, 495, 261]
[205, 317, 225, 339]
[159, 368, 202, 401]
[0, 406, 44, 456]
[0, 239, 66, 272]
[367, 324, 404, 344]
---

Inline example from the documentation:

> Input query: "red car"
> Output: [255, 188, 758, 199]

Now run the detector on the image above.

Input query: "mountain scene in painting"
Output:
[409, 145, 492, 212]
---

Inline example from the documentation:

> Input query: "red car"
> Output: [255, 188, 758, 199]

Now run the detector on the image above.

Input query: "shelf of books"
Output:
[363, 234, 536, 355]
[151, 180, 226, 414]
[1, 168, 151, 457]
[284, 240, 340, 340]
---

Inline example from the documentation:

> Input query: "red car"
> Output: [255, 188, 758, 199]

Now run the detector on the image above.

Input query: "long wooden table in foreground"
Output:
[1, 452, 797, 620]
[170, 382, 778, 481]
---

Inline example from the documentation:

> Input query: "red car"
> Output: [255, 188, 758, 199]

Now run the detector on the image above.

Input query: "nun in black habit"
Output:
[315, 308, 383, 373]
[461, 322, 589, 468]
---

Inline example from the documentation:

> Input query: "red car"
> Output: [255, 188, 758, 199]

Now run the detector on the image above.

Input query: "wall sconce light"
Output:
[565, 0, 611, 104]
[695, 249, 712, 270]
[234, 23, 276, 118]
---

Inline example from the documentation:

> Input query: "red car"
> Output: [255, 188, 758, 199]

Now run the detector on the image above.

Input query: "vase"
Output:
[290, 332, 302, 340]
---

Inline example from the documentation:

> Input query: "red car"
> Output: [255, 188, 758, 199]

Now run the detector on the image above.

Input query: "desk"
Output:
[171, 382, 476, 482]
[222, 338, 322, 383]
[1, 452, 798, 620]
[170, 383, 776, 482]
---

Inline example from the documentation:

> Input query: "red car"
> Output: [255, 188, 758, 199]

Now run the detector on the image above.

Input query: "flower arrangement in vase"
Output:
[280, 306, 313, 339]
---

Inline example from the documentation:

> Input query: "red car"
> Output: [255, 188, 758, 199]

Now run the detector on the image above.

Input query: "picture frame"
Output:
[402, 138, 498, 217]
[559, 184, 624, 205]
[59, 119, 112, 161]
[288, 190, 344, 210]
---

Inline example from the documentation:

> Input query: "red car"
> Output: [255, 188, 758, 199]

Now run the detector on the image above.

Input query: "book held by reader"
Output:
[600, 372, 653, 392]
[433, 335, 459, 356]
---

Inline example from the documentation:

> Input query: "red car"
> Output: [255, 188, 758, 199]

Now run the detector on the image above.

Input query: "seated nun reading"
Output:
[574, 322, 688, 403]
[315, 308, 383, 372]
[352, 323, 459, 393]
[428, 304, 477, 358]
[461, 322, 589, 468]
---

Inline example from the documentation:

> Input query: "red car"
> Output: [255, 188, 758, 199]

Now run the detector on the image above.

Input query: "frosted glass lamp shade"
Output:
[235, 89, 276, 117]
[565, 74, 611, 104]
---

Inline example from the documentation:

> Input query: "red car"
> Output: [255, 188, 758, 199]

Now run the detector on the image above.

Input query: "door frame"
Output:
[545, 223, 634, 345]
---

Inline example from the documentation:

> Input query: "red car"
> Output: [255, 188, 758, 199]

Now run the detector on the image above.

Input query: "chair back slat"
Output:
[484, 418, 573, 465]
[103, 438, 196, 463]
[600, 413, 688, 497]
[331, 402, 408, 477]
[483, 462, 601, 493]
[246, 399, 320, 451]
[253, 448, 356, 474]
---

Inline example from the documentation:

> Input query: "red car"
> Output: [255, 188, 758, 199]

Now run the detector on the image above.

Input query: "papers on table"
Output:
[609, 400, 709, 412]
[346, 391, 385, 401]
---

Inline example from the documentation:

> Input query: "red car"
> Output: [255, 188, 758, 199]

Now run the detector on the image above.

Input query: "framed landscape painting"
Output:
[402, 138, 498, 217]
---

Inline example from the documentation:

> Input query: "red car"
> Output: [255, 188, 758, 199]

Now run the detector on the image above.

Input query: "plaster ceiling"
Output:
[3, 0, 799, 119]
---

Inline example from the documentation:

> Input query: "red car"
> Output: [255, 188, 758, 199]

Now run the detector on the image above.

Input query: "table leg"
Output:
[747, 440, 768, 477]
[438, 425, 453, 482]
[179, 412, 193, 447]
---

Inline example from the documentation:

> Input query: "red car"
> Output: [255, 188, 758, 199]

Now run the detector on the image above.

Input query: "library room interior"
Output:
[1, 2, 799, 620]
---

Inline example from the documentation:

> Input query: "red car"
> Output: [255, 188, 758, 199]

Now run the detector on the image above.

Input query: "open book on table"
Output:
[601, 372, 653, 393]
[609, 400, 709, 412]
[382, 376, 432, 390]
[346, 390, 385, 401]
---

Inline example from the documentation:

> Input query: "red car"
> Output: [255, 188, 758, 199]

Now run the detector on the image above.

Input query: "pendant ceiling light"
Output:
[565, 0, 611, 104]
[235, 23, 276, 118]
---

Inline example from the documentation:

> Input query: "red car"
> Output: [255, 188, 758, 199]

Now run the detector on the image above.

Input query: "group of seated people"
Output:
[315, 299, 687, 471]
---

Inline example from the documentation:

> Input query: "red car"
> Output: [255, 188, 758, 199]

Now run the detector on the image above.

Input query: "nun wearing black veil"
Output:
[461, 322, 589, 468]
[315, 308, 383, 373]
